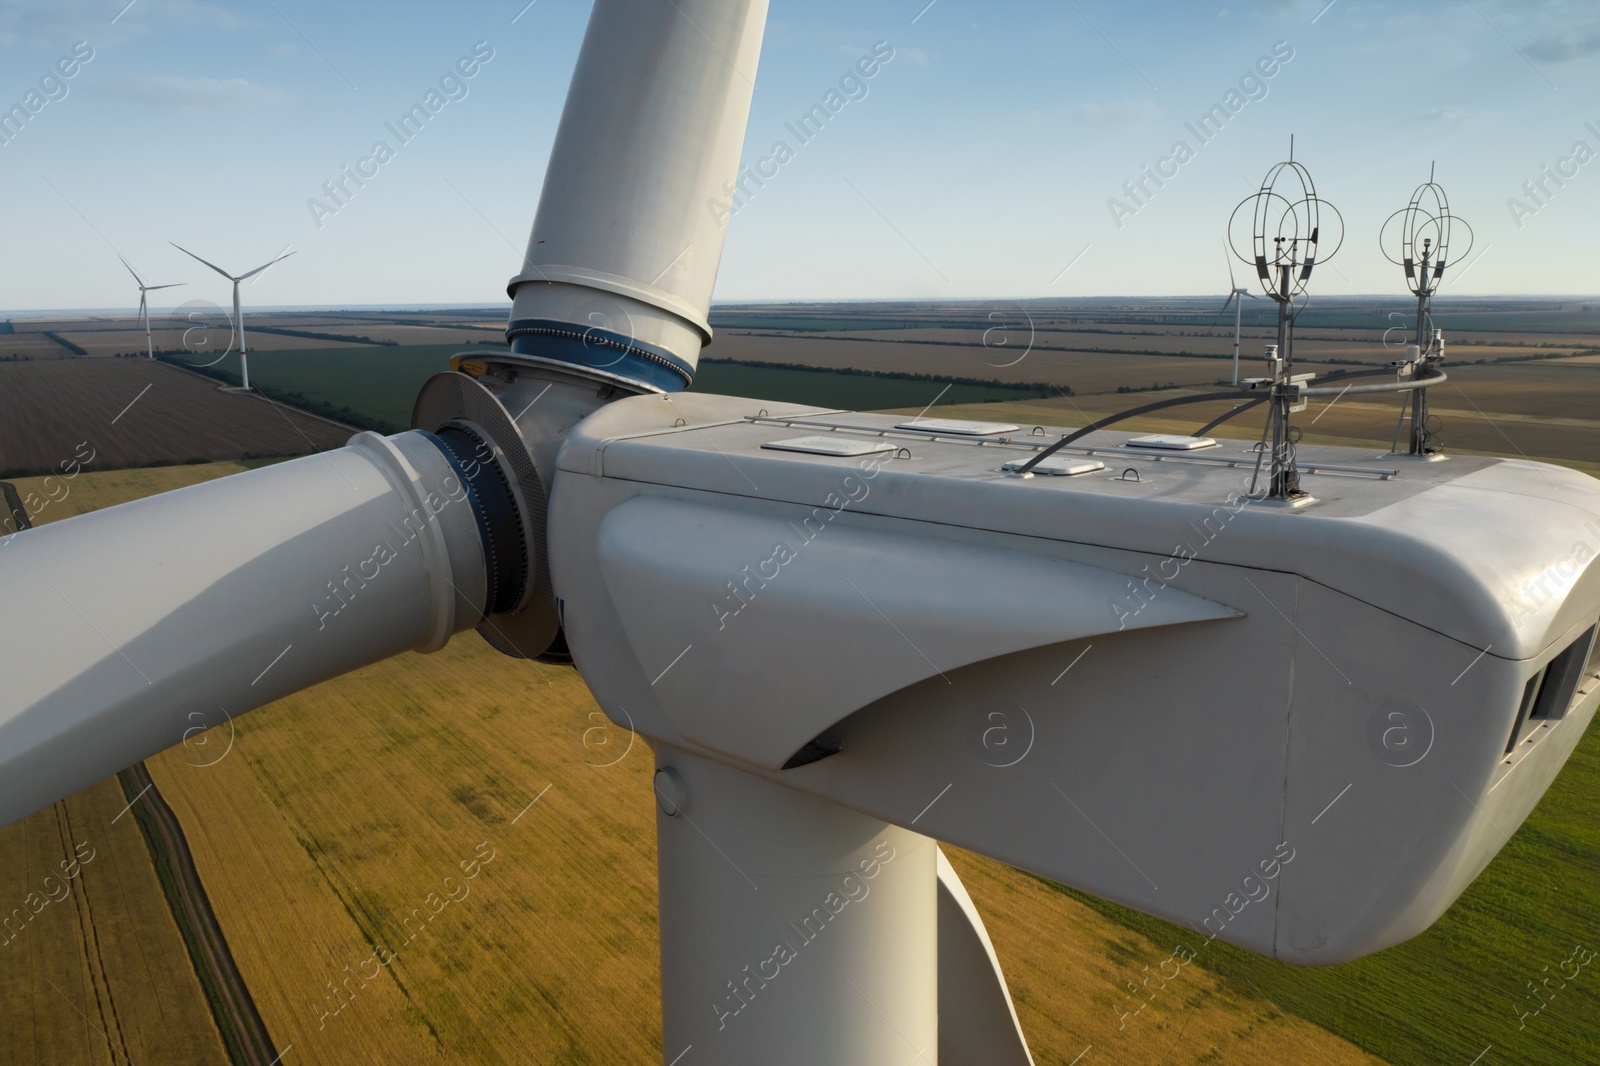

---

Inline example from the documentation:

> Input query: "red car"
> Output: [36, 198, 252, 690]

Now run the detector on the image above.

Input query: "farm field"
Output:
[0, 461, 1388, 1066]
[808, 322, 1596, 345]
[1, 311, 507, 360]
[69, 326, 495, 358]
[0, 775, 229, 1065]
[797, 326, 1586, 364]
[187, 342, 506, 432]
[291, 324, 503, 346]
[175, 334, 1199, 411]
[0, 331, 89, 359]
[708, 296, 1600, 335]
[683, 306, 1599, 479]
[1444, 360, 1600, 422]
[711, 331, 1350, 391]
[894, 386, 1600, 476]
[0, 359, 349, 478]
[66, 330, 364, 357]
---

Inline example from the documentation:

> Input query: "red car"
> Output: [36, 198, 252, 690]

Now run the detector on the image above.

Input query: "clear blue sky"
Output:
[1, 0, 1597, 313]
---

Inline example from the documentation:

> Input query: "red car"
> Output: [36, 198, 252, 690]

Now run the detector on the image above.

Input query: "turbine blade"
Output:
[1225, 243, 1237, 291]
[118, 254, 145, 288]
[170, 243, 235, 280]
[144, 283, 185, 291]
[1209, 293, 1235, 328]
[235, 250, 296, 281]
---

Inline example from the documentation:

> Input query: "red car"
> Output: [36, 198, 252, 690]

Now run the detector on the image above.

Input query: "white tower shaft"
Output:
[1233, 291, 1243, 384]
[234, 279, 249, 390]
[655, 746, 939, 1065]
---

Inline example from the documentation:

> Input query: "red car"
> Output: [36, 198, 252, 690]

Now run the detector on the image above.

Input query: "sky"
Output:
[1, 0, 1597, 314]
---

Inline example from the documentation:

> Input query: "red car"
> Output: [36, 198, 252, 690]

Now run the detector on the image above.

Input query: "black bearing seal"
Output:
[427, 425, 528, 618]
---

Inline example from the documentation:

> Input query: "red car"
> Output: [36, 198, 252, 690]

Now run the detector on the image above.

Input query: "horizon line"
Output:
[4, 294, 1599, 318]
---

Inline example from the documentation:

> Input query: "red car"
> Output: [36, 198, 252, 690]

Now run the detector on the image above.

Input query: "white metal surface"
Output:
[759, 435, 897, 457]
[1124, 433, 1219, 450]
[896, 419, 1021, 435]
[654, 744, 937, 1066]
[549, 395, 1600, 964]
[597, 493, 1238, 770]
[505, 0, 767, 384]
[936, 848, 1035, 1065]
[0, 430, 486, 829]
[1002, 456, 1105, 476]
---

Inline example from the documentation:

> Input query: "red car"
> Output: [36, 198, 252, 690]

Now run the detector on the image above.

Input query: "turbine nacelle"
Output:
[531, 390, 1600, 966]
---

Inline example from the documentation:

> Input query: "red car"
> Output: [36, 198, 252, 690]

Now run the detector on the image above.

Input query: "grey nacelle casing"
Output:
[546, 392, 1600, 965]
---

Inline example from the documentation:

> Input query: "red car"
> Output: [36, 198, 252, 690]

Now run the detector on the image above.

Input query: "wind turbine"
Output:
[169, 244, 295, 391]
[3, 4, 1600, 1063]
[117, 255, 183, 359]
[1211, 243, 1258, 384]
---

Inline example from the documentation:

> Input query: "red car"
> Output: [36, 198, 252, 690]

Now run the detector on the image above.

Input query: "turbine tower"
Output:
[117, 255, 183, 359]
[1211, 243, 1259, 384]
[169, 244, 295, 391]
[3, 4, 1599, 1064]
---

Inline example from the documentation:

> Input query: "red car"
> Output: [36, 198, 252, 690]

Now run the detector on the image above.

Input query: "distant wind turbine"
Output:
[1212, 244, 1259, 384]
[118, 256, 183, 360]
[169, 244, 295, 391]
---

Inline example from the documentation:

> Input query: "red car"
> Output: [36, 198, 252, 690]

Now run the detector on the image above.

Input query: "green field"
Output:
[1056, 721, 1600, 1066]
[167, 343, 506, 432]
[164, 344, 1045, 433]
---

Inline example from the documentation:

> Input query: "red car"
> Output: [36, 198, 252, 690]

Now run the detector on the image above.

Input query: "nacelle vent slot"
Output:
[1505, 624, 1598, 755]
[1534, 624, 1599, 722]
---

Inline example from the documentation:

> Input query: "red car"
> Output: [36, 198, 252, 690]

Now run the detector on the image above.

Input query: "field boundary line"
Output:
[118, 762, 283, 1066]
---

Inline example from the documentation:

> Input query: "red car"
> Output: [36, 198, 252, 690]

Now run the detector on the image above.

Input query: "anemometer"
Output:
[1380, 165, 1474, 458]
